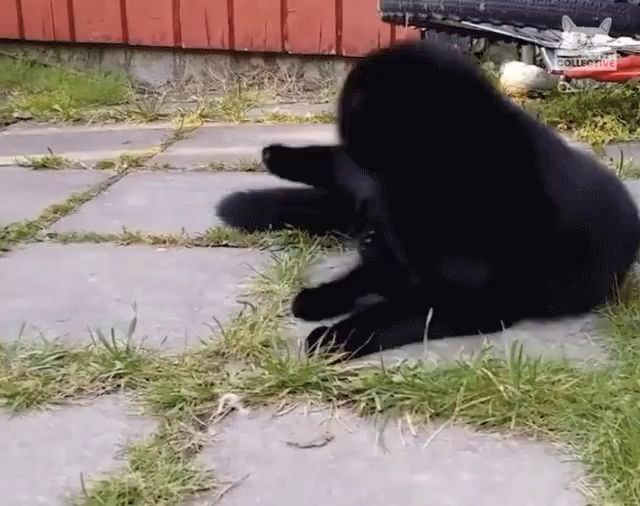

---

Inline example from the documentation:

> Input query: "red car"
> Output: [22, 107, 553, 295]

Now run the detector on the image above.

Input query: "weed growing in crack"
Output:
[94, 152, 155, 172]
[201, 158, 263, 172]
[47, 227, 342, 250]
[257, 111, 336, 124]
[606, 149, 640, 180]
[75, 421, 217, 505]
[207, 85, 260, 123]
[15, 149, 85, 170]
[0, 172, 125, 252]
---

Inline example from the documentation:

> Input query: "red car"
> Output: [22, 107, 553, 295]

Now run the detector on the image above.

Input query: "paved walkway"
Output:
[1, 119, 637, 505]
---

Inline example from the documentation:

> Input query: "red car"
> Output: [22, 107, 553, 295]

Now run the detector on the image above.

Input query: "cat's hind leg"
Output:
[305, 296, 516, 360]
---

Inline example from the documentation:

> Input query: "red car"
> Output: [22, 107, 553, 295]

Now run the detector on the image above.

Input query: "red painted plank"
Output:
[180, 0, 230, 49]
[284, 0, 336, 55]
[20, 0, 73, 41]
[126, 0, 178, 47]
[232, 0, 281, 53]
[341, 0, 391, 56]
[393, 25, 421, 43]
[72, 0, 124, 43]
[0, 0, 21, 39]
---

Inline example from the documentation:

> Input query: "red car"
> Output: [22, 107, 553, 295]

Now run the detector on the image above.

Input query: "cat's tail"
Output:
[215, 187, 356, 236]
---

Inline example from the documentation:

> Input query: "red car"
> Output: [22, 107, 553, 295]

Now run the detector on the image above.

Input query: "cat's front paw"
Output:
[261, 144, 296, 180]
[292, 286, 354, 321]
[291, 287, 332, 321]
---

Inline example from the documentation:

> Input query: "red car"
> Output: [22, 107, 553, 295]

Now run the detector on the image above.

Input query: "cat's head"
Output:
[560, 16, 612, 49]
[562, 15, 612, 36]
[337, 41, 502, 174]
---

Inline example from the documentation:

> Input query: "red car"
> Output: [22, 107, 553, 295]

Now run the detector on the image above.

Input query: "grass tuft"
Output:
[525, 82, 640, 147]
[15, 149, 83, 170]
[94, 152, 154, 173]
[76, 422, 216, 505]
[213, 244, 320, 360]
[0, 330, 153, 411]
[205, 86, 261, 123]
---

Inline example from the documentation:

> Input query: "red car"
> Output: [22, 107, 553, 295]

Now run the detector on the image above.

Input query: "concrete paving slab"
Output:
[621, 178, 640, 204]
[0, 243, 270, 351]
[284, 252, 608, 365]
[189, 407, 587, 506]
[0, 123, 173, 166]
[50, 171, 304, 235]
[149, 124, 337, 169]
[0, 166, 110, 225]
[0, 395, 156, 506]
[603, 141, 640, 163]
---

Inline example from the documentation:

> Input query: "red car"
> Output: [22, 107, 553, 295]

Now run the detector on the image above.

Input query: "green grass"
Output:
[47, 227, 341, 250]
[523, 82, 640, 148]
[0, 55, 130, 122]
[0, 327, 154, 411]
[76, 423, 217, 505]
[0, 54, 336, 127]
[479, 60, 640, 147]
[185, 86, 260, 124]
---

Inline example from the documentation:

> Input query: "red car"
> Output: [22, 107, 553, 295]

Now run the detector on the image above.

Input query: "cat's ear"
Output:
[562, 15, 577, 32]
[599, 17, 612, 34]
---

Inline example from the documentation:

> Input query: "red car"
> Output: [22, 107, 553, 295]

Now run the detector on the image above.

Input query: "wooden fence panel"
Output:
[284, 0, 336, 55]
[180, 0, 231, 49]
[1, 0, 421, 56]
[341, 0, 391, 56]
[125, 0, 179, 47]
[20, 0, 73, 41]
[0, 0, 22, 39]
[232, 0, 282, 52]
[72, 0, 124, 43]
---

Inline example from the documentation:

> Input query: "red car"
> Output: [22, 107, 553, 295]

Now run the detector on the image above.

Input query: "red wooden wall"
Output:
[0, 0, 420, 56]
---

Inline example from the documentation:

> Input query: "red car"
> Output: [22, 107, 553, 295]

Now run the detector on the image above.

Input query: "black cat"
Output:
[218, 40, 640, 360]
